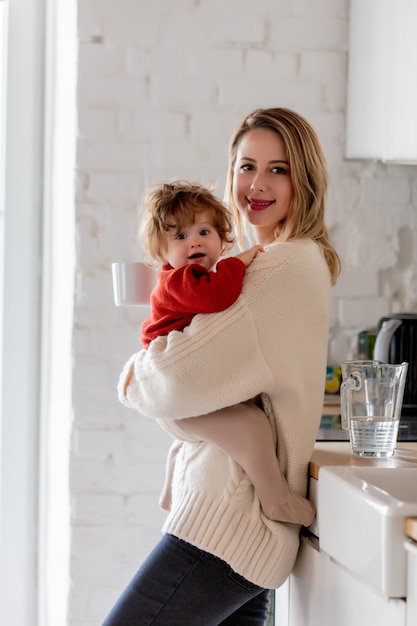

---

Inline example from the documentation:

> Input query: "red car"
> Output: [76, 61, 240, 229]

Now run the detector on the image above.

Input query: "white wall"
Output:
[71, 0, 417, 624]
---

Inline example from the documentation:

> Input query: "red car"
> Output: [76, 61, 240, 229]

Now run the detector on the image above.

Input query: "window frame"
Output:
[0, 0, 45, 623]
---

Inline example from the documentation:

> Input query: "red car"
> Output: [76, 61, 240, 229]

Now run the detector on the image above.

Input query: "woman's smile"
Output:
[247, 198, 275, 211]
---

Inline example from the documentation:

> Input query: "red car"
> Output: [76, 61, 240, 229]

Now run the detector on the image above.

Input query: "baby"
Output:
[138, 179, 315, 526]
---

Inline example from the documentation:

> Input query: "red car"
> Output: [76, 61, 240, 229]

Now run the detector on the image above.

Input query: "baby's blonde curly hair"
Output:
[138, 180, 236, 264]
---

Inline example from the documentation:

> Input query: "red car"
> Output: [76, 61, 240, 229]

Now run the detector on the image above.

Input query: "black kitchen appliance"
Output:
[373, 312, 417, 414]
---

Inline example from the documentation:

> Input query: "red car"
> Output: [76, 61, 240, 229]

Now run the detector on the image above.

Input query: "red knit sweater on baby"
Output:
[140, 257, 246, 348]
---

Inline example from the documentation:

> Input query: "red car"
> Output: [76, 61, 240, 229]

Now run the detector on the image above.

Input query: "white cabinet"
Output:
[406, 539, 417, 626]
[346, 0, 417, 163]
[275, 534, 406, 626]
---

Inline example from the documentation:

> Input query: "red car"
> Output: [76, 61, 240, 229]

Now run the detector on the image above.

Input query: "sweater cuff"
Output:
[117, 354, 136, 407]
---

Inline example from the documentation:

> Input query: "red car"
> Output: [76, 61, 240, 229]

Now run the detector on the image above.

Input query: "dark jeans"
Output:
[102, 534, 270, 625]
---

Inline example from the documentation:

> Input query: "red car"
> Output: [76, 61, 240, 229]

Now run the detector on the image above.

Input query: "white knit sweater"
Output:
[118, 239, 331, 589]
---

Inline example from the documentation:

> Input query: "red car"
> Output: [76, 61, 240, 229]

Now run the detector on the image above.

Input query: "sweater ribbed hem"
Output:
[162, 489, 300, 589]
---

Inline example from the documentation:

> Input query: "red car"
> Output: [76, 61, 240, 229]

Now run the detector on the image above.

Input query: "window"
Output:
[0, 1, 75, 624]
[0, 0, 43, 622]
[0, 0, 8, 390]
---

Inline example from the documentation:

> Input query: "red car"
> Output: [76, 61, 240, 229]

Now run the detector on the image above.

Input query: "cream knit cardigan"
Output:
[118, 239, 331, 589]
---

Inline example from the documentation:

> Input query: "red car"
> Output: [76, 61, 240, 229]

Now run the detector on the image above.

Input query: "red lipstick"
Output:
[248, 198, 274, 211]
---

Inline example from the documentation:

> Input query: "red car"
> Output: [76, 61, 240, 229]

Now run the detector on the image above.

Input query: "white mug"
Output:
[112, 262, 157, 306]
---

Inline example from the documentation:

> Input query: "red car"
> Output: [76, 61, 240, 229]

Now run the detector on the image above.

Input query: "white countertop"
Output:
[310, 441, 417, 541]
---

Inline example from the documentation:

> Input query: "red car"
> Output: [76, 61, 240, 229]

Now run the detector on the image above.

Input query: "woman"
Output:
[103, 107, 340, 625]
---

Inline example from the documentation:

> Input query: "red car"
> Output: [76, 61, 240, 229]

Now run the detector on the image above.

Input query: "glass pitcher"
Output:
[340, 360, 408, 457]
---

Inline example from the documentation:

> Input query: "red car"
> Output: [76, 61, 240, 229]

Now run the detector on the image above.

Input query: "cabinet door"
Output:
[279, 535, 406, 626]
[406, 539, 417, 626]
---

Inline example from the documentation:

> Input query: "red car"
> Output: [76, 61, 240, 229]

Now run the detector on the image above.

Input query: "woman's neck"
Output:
[254, 226, 279, 247]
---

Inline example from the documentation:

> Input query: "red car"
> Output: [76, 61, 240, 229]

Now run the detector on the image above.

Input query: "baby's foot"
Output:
[267, 495, 316, 527]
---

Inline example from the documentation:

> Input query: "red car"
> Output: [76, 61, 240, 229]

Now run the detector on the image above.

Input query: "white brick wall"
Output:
[71, 1, 417, 624]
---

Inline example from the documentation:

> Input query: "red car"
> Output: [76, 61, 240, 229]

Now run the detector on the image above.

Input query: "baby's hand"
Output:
[235, 245, 264, 268]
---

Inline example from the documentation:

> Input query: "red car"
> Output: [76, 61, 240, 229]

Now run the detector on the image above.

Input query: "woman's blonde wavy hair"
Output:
[224, 108, 341, 285]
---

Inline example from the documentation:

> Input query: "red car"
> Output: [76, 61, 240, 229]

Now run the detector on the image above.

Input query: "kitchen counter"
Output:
[406, 517, 417, 542]
[276, 440, 417, 625]
[309, 441, 417, 542]
[309, 441, 417, 479]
